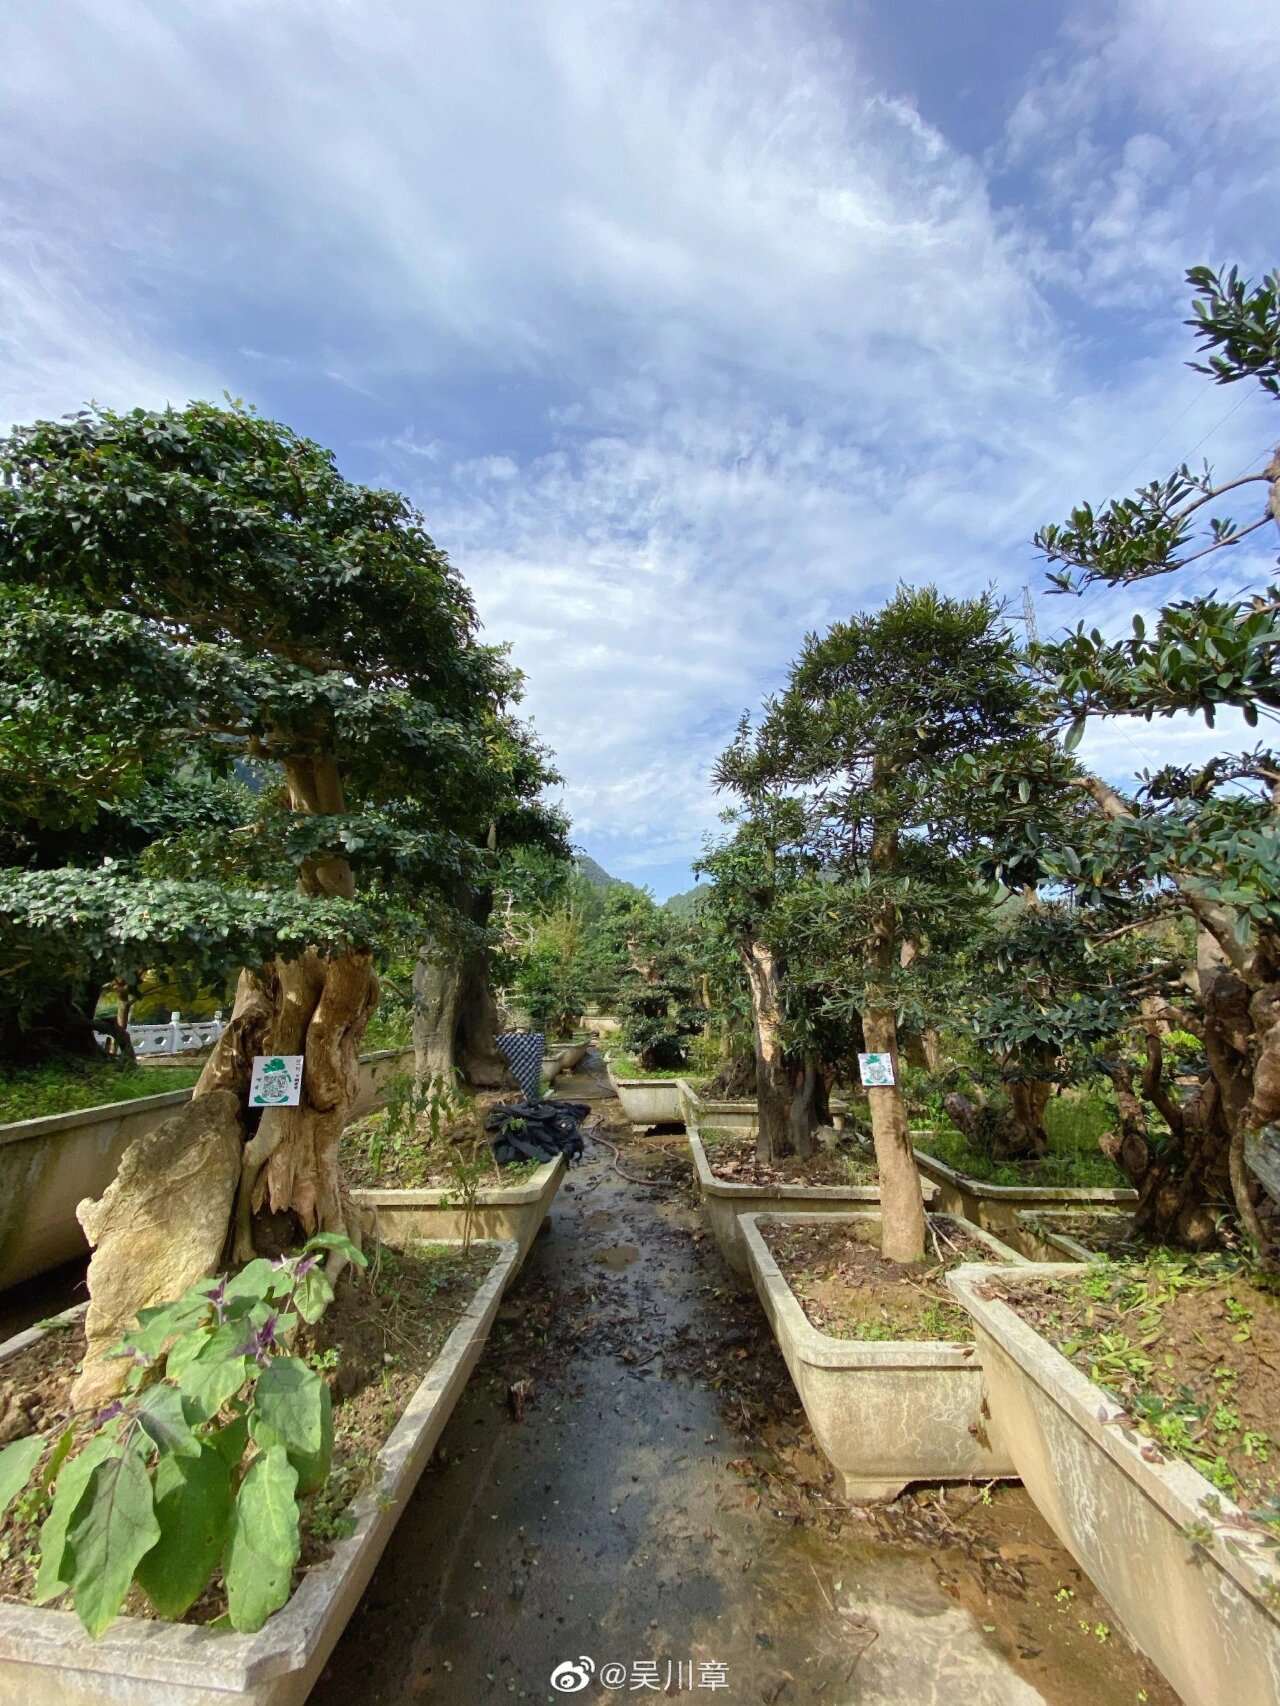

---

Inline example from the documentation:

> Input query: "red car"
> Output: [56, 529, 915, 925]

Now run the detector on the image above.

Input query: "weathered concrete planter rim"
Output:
[913, 1146, 1136, 1207]
[744, 1212, 1025, 1370]
[351, 1155, 560, 1210]
[0, 1048, 414, 1149]
[689, 1132, 888, 1205]
[947, 1261, 1280, 1604]
[0, 1091, 194, 1149]
[0, 1238, 519, 1704]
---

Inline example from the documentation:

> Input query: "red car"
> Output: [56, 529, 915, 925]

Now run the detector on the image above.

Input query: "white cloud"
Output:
[0, 0, 1276, 889]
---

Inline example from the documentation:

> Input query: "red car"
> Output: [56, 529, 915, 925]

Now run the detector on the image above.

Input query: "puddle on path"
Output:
[592, 1242, 641, 1270]
[312, 1081, 1177, 1706]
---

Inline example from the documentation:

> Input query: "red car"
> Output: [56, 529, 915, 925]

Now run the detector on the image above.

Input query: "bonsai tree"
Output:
[718, 587, 1053, 1261]
[939, 897, 1141, 1163]
[0, 401, 548, 1268]
[1026, 263, 1280, 1252]
[697, 801, 838, 1159]
[597, 888, 700, 1071]
[408, 753, 568, 1094]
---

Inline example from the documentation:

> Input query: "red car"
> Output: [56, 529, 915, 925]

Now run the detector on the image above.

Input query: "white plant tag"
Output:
[249, 1054, 304, 1107]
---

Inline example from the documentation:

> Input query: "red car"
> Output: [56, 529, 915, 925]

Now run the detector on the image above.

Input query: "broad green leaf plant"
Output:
[0, 1232, 365, 1636]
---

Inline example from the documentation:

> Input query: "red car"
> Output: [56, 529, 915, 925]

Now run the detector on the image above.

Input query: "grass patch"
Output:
[916, 1092, 1127, 1190]
[0, 1056, 203, 1125]
[608, 1053, 699, 1082]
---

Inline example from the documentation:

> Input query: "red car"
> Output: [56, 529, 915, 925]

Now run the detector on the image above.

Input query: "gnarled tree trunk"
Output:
[742, 939, 817, 1162]
[412, 898, 518, 1094]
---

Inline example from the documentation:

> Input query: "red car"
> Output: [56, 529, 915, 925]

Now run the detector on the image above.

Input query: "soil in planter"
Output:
[702, 1132, 879, 1188]
[764, 1215, 994, 1341]
[1022, 1212, 1146, 1259]
[342, 1092, 541, 1190]
[996, 1254, 1280, 1526]
[0, 1242, 495, 1622]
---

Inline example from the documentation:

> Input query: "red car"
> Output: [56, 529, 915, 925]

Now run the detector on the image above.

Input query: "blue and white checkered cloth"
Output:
[496, 1031, 546, 1101]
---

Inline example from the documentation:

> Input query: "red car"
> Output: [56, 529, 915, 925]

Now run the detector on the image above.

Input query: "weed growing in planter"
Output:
[998, 1252, 1280, 1537]
[441, 1145, 492, 1253]
[0, 1231, 366, 1636]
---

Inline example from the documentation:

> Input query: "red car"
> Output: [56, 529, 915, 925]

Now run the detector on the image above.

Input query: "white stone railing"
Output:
[100, 1010, 227, 1056]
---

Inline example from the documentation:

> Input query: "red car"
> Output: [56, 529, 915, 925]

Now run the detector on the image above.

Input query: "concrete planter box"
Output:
[0, 1237, 519, 1706]
[912, 1142, 1136, 1237]
[0, 1049, 415, 1292]
[741, 1212, 1025, 1502]
[690, 1127, 942, 1278]
[1008, 1210, 1134, 1263]
[948, 1263, 1280, 1706]
[351, 1155, 564, 1275]
[605, 1061, 684, 1129]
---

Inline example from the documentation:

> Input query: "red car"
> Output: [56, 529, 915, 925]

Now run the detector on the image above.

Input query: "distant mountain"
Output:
[664, 883, 710, 920]
[574, 854, 622, 891]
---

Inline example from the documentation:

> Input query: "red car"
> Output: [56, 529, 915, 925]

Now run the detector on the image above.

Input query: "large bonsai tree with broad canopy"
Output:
[0, 401, 554, 1260]
[716, 587, 1053, 1261]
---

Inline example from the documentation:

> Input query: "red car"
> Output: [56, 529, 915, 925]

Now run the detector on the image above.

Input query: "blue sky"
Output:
[2, 1, 1278, 897]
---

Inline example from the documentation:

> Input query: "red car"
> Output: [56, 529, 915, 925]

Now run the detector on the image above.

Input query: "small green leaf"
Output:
[1064, 715, 1086, 753]
[0, 1435, 44, 1520]
[304, 1231, 368, 1268]
[33, 1431, 116, 1604]
[65, 1439, 161, 1636]
[136, 1445, 234, 1620]
[251, 1358, 332, 1493]
[223, 1259, 279, 1304]
[179, 1352, 252, 1423]
[293, 1265, 335, 1324]
[136, 1384, 201, 1458]
[223, 1446, 300, 1632]
[208, 1409, 251, 1470]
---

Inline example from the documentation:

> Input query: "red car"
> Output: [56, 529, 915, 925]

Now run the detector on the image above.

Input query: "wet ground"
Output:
[312, 1058, 1178, 1706]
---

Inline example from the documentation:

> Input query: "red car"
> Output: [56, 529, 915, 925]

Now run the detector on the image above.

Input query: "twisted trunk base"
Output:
[197, 948, 378, 1261]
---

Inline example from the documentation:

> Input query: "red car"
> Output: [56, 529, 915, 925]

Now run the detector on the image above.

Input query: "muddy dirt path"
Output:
[312, 1063, 1176, 1706]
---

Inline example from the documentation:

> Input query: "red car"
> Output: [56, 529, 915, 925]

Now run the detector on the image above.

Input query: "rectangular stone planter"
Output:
[605, 1061, 684, 1129]
[0, 1237, 520, 1706]
[947, 1262, 1280, 1706]
[691, 1127, 937, 1278]
[1007, 1210, 1134, 1263]
[740, 1207, 1024, 1501]
[741, 1211, 1025, 1502]
[912, 1142, 1136, 1237]
[0, 1050, 415, 1292]
[350, 1155, 564, 1275]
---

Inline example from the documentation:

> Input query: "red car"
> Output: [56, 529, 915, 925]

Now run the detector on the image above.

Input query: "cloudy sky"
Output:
[2, 1, 1278, 895]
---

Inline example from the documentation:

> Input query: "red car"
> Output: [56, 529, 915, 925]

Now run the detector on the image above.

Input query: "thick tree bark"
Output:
[866, 817, 927, 1263]
[864, 1001, 927, 1262]
[200, 754, 379, 1258]
[412, 937, 463, 1091]
[740, 941, 821, 1162]
[411, 907, 518, 1094]
[456, 942, 518, 1088]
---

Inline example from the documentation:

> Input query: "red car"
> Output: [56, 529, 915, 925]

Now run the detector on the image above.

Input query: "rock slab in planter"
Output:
[0, 1237, 520, 1706]
[741, 1211, 1025, 1502]
[690, 1127, 938, 1277]
[351, 1155, 564, 1276]
[948, 1262, 1280, 1706]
